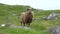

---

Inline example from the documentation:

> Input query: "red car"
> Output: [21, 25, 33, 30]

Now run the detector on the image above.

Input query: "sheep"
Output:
[20, 7, 34, 27]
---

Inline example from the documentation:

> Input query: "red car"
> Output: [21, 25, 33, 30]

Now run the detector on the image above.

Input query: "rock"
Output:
[43, 12, 58, 20]
[1, 24, 5, 27]
[48, 26, 60, 34]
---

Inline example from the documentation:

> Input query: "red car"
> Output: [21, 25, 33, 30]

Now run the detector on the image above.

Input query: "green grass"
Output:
[0, 28, 42, 34]
[0, 3, 60, 34]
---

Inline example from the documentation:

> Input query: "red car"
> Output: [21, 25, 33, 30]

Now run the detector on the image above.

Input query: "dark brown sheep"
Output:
[20, 7, 34, 27]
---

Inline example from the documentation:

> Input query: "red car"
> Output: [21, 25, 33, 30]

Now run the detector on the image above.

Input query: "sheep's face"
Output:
[27, 8, 33, 11]
[26, 11, 33, 15]
[27, 8, 33, 13]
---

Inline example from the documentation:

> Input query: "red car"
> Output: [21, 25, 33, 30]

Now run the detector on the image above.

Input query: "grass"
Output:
[0, 3, 60, 34]
[0, 28, 41, 34]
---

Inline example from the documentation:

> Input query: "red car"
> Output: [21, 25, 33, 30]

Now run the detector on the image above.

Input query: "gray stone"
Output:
[47, 12, 57, 20]
[48, 26, 60, 34]
[43, 12, 58, 20]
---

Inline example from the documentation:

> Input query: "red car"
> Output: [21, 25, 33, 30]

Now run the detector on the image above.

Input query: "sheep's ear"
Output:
[27, 9, 30, 11]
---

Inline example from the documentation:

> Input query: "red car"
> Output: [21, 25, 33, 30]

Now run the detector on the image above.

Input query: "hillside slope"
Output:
[0, 3, 60, 34]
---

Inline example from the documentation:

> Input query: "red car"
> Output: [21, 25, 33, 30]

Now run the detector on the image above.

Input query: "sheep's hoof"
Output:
[23, 26, 30, 29]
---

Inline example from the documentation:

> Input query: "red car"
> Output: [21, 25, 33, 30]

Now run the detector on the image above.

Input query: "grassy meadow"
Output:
[0, 3, 60, 34]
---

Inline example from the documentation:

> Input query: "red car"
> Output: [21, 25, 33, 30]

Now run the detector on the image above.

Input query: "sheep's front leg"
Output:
[23, 23, 25, 26]
[26, 23, 30, 27]
[20, 22, 23, 26]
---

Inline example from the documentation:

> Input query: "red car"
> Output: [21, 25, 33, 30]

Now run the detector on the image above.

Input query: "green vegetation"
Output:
[0, 3, 60, 34]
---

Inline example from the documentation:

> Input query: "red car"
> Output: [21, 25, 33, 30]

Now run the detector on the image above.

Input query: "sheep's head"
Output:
[27, 7, 33, 11]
